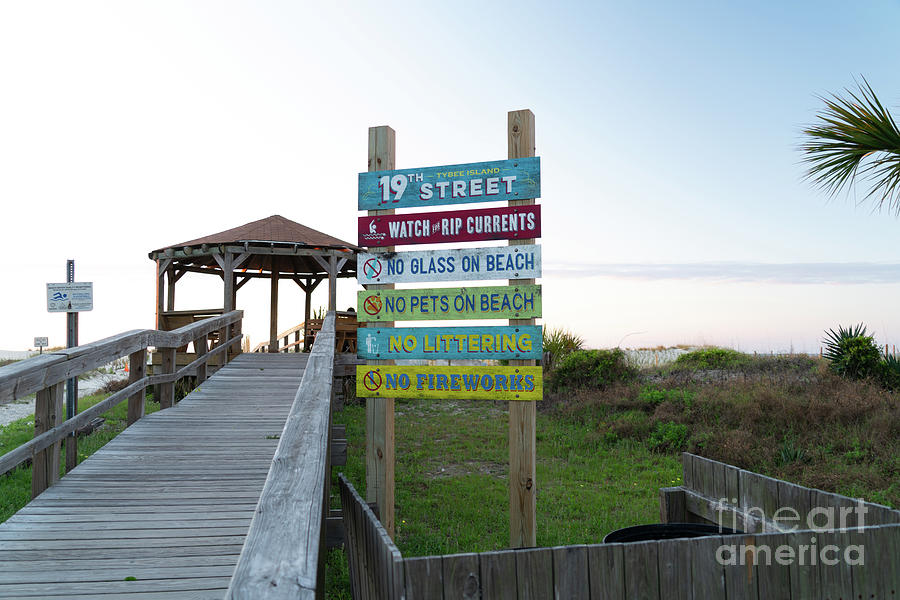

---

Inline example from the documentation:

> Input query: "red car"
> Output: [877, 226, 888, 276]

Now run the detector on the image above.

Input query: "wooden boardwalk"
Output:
[0, 352, 308, 599]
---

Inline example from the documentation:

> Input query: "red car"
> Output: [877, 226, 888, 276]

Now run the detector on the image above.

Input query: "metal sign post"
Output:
[65, 260, 78, 472]
[34, 337, 48, 355]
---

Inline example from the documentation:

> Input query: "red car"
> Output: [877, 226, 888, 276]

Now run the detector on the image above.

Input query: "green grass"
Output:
[0, 392, 160, 522]
[326, 398, 680, 596]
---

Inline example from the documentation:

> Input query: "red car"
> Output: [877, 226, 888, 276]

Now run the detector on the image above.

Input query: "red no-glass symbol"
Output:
[363, 258, 382, 279]
[363, 370, 382, 392]
[363, 295, 383, 316]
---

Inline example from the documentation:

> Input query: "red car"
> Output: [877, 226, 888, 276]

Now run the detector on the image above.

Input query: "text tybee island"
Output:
[358, 285, 542, 322]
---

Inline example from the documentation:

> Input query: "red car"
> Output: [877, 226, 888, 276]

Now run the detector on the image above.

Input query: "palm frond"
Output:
[800, 77, 900, 214]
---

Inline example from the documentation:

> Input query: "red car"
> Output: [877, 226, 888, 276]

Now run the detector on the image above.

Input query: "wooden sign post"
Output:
[357, 112, 541, 547]
[508, 109, 537, 547]
[364, 126, 396, 539]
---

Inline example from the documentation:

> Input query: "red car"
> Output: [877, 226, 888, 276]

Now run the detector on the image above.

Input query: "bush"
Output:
[542, 326, 584, 371]
[823, 324, 882, 380]
[880, 353, 900, 390]
[549, 349, 637, 391]
[671, 347, 749, 370]
[638, 386, 695, 406]
[648, 421, 689, 452]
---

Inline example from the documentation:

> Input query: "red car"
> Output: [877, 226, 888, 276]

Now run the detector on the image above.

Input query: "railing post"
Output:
[127, 349, 147, 426]
[32, 382, 63, 498]
[231, 317, 243, 360]
[194, 335, 209, 382]
[159, 347, 176, 409]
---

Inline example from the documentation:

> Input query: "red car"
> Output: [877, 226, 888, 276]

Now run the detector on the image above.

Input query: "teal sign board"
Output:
[358, 156, 540, 210]
[358, 325, 542, 360]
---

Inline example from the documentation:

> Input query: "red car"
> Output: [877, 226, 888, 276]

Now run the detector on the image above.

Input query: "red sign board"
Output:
[359, 205, 541, 247]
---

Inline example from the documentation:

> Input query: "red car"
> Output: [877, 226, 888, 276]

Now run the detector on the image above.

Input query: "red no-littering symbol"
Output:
[363, 370, 382, 392]
[363, 295, 383, 316]
[363, 258, 382, 279]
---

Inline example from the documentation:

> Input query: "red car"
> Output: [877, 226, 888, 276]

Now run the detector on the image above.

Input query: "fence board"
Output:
[690, 536, 726, 598]
[752, 532, 790, 600]
[443, 552, 480, 599]
[404, 556, 443, 600]
[721, 534, 759, 600]
[587, 543, 625, 600]
[623, 541, 659, 599]
[479, 550, 517, 600]
[515, 547, 553, 599]
[657, 538, 691, 600]
[552, 544, 589, 600]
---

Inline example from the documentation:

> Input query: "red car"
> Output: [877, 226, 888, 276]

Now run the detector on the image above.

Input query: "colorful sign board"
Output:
[358, 325, 542, 360]
[358, 205, 540, 248]
[358, 157, 540, 210]
[358, 245, 541, 285]
[358, 285, 541, 322]
[356, 365, 542, 401]
[46, 282, 93, 312]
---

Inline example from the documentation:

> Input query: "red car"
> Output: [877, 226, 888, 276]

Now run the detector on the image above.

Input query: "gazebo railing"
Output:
[0, 310, 244, 498]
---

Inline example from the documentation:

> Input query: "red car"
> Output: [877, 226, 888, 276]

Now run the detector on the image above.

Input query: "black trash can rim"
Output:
[603, 522, 742, 543]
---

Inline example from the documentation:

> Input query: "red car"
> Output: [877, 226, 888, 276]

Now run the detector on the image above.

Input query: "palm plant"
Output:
[822, 323, 881, 379]
[800, 78, 900, 214]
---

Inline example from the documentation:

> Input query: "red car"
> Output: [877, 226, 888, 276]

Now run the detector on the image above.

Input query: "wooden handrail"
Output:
[227, 311, 336, 599]
[0, 311, 244, 490]
[0, 311, 244, 405]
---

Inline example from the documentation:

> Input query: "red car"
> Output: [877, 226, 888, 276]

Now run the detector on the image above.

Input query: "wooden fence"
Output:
[0, 310, 244, 497]
[340, 454, 900, 599]
[226, 311, 337, 599]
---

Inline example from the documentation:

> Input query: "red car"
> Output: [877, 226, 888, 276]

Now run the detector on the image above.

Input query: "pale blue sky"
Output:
[2, 1, 899, 352]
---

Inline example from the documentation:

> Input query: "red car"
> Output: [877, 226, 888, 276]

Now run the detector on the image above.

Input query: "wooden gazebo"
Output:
[148, 215, 358, 352]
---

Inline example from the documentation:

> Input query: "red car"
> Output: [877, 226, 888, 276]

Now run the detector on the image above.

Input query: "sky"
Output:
[2, 1, 900, 354]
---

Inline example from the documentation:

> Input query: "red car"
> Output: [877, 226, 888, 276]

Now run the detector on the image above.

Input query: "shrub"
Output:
[880, 353, 900, 390]
[671, 347, 749, 370]
[542, 326, 584, 371]
[549, 349, 637, 391]
[648, 421, 689, 453]
[638, 386, 695, 406]
[822, 324, 882, 380]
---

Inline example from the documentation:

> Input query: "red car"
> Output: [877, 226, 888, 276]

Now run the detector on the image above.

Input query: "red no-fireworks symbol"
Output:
[363, 258, 382, 279]
[363, 295, 383, 316]
[363, 370, 382, 392]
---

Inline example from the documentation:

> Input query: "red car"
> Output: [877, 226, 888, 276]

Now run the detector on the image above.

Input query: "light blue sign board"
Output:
[358, 325, 543, 360]
[358, 245, 541, 285]
[358, 156, 540, 210]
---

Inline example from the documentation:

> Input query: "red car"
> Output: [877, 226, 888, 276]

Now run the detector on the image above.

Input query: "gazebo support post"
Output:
[295, 277, 323, 351]
[166, 263, 176, 311]
[155, 258, 171, 329]
[269, 257, 279, 353]
[221, 251, 234, 362]
[328, 254, 337, 311]
[304, 282, 312, 351]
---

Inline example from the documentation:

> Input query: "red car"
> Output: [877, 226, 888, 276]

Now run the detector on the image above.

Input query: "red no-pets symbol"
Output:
[363, 258, 382, 279]
[363, 370, 382, 392]
[363, 295, 383, 316]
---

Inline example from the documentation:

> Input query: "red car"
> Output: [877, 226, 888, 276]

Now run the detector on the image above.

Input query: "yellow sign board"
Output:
[356, 365, 542, 401]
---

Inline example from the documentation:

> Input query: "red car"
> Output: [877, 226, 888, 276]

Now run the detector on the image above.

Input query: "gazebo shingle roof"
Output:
[153, 215, 358, 253]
